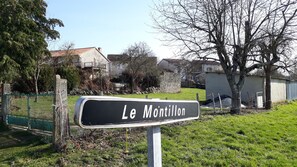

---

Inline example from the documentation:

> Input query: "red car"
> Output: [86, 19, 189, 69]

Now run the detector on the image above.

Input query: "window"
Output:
[206, 67, 213, 72]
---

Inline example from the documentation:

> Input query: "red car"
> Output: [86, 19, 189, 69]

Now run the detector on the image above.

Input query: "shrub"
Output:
[93, 76, 112, 91]
[111, 72, 160, 92]
[56, 66, 80, 91]
[12, 77, 33, 93]
[12, 65, 56, 93]
[141, 74, 159, 90]
[38, 64, 55, 92]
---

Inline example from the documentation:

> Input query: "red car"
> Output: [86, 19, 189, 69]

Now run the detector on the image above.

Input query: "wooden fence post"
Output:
[218, 93, 222, 112]
[1, 84, 11, 124]
[53, 75, 69, 151]
[196, 93, 199, 102]
[211, 93, 216, 114]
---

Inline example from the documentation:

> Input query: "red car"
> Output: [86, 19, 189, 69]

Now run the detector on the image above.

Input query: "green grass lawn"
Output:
[9, 94, 54, 119]
[1, 99, 297, 166]
[114, 88, 206, 101]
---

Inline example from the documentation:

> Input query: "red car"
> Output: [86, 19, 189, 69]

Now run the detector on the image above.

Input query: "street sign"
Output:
[74, 96, 200, 129]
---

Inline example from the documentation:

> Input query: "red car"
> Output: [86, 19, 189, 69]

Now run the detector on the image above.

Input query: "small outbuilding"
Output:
[205, 72, 287, 105]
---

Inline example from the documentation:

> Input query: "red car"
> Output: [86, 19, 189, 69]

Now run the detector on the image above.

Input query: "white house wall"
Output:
[271, 79, 287, 102]
[202, 64, 222, 72]
[109, 62, 128, 77]
[206, 73, 264, 103]
[80, 48, 110, 76]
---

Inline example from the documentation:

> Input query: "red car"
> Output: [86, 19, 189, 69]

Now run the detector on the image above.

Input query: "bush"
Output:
[119, 72, 133, 84]
[111, 72, 160, 92]
[141, 75, 159, 90]
[93, 76, 112, 91]
[38, 64, 55, 92]
[12, 65, 56, 93]
[56, 66, 80, 91]
[12, 77, 33, 93]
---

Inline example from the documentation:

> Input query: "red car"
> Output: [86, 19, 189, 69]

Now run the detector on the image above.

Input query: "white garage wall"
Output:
[271, 79, 287, 102]
[206, 73, 264, 103]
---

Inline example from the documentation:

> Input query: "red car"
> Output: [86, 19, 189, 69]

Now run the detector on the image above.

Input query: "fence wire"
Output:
[9, 94, 54, 120]
[7, 93, 54, 132]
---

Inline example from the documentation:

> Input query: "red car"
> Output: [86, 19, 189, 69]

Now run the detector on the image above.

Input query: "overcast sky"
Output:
[46, 0, 175, 60]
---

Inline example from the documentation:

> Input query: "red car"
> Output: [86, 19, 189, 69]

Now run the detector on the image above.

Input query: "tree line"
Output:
[153, 0, 297, 113]
[2, 0, 297, 114]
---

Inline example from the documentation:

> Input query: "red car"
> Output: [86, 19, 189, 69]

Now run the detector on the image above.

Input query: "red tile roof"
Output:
[50, 47, 95, 57]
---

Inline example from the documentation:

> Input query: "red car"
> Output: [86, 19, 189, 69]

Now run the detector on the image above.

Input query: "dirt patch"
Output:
[65, 127, 146, 152]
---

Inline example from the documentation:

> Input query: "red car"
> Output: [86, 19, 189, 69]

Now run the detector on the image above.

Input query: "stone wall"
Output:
[159, 72, 181, 93]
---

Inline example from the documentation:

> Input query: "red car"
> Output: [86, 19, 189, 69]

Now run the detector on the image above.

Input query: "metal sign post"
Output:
[74, 96, 200, 166]
[147, 126, 162, 167]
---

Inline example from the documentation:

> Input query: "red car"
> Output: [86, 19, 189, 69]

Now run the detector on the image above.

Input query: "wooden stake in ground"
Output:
[53, 75, 69, 151]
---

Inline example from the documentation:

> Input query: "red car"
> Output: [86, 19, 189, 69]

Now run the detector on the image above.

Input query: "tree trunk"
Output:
[265, 66, 272, 109]
[225, 73, 243, 114]
[230, 90, 241, 114]
[34, 66, 40, 102]
[34, 77, 39, 102]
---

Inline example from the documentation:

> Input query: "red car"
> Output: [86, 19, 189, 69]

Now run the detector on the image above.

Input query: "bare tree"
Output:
[254, 1, 297, 109]
[123, 42, 157, 93]
[258, 45, 295, 109]
[289, 62, 297, 80]
[153, 0, 297, 114]
[32, 49, 49, 102]
[56, 42, 76, 67]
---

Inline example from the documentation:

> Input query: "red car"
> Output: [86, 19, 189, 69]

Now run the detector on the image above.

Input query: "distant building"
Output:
[205, 72, 287, 105]
[49, 47, 110, 76]
[190, 60, 222, 73]
[158, 59, 190, 74]
[107, 54, 130, 78]
[158, 58, 222, 87]
[108, 54, 158, 78]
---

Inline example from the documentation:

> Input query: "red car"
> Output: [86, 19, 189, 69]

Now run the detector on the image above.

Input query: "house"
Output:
[158, 59, 191, 86]
[108, 54, 158, 78]
[205, 72, 288, 105]
[107, 54, 130, 78]
[188, 60, 222, 84]
[190, 60, 222, 73]
[157, 59, 190, 74]
[158, 59, 222, 87]
[50, 47, 110, 76]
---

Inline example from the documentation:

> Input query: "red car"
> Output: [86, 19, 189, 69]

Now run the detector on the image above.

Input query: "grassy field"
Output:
[1, 97, 297, 166]
[9, 94, 54, 119]
[114, 88, 206, 101]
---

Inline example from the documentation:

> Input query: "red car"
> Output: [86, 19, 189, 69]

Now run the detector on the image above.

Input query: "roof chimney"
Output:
[98, 47, 102, 52]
